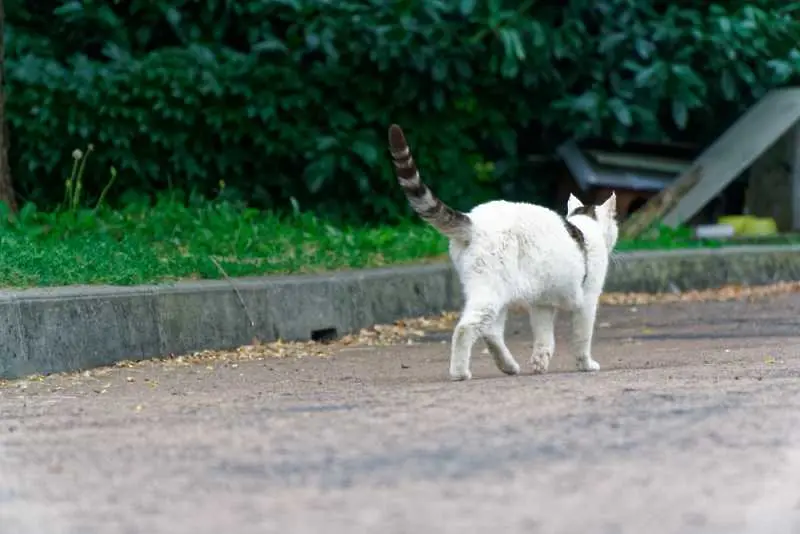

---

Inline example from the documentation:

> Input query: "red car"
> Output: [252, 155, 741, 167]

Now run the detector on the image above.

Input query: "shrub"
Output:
[4, 1, 800, 222]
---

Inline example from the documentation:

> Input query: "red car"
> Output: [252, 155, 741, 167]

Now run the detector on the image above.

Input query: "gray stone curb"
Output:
[2, 245, 799, 379]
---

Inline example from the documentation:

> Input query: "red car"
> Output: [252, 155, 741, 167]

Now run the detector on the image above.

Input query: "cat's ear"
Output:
[601, 191, 617, 218]
[567, 193, 583, 215]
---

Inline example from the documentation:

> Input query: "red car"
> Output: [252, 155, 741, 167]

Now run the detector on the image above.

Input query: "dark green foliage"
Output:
[547, 1, 800, 144]
[5, 1, 800, 222]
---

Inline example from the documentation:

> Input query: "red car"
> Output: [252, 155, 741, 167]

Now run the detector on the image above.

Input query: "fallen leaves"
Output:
[600, 281, 800, 306]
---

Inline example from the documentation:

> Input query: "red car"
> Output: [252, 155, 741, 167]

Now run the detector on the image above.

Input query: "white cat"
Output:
[387, 124, 619, 380]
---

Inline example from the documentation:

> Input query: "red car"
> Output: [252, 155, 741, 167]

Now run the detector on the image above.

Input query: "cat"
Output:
[387, 124, 618, 380]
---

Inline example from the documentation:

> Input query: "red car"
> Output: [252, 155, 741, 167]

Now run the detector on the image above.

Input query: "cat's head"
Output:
[567, 192, 618, 251]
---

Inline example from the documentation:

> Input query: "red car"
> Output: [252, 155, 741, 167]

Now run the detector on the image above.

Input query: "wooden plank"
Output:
[619, 165, 702, 240]
[662, 88, 800, 227]
[620, 88, 800, 239]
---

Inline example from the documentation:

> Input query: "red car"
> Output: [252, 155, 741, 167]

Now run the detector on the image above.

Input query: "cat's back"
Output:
[467, 200, 562, 233]
[455, 200, 582, 295]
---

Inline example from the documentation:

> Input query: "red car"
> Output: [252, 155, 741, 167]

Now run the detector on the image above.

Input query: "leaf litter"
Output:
[1, 282, 799, 388]
[599, 281, 800, 306]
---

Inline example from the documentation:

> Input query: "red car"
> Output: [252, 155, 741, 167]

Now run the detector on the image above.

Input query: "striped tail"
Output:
[388, 124, 471, 242]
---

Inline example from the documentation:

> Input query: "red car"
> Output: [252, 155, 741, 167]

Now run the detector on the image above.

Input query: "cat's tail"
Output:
[387, 124, 472, 242]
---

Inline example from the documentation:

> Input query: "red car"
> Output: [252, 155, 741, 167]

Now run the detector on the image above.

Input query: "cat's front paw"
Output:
[499, 360, 521, 376]
[449, 368, 473, 381]
[577, 358, 600, 372]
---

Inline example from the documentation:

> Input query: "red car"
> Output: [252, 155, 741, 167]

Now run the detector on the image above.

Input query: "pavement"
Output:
[2, 293, 800, 534]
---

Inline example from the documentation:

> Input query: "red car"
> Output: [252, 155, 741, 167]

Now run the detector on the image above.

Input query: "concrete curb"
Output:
[1, 245, 799, 379]
[605, 245, 800, 293]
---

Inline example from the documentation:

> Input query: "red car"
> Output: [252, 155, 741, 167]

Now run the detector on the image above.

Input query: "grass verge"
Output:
[0, 194, 797, 289]
[0, 194, 449, 288]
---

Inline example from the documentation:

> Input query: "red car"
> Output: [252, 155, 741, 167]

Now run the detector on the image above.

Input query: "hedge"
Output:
[4, 0, 800, 222]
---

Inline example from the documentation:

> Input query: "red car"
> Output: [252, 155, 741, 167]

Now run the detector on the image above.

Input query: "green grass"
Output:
[0, 194, 451, 288]
[615, 224, 800, 252]
[1, 195, 798, 289]
[2, 146, 791, 289]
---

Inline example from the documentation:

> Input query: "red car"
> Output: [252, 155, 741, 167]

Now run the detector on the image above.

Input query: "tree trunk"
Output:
[0, 0, 17, 213]
[744, 134, 793, 231]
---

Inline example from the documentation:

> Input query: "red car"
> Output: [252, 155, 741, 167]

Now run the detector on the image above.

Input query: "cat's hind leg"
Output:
[529, 305, 557, 374]
[450, 300, 505, 381]
[482, 305, 521, 376]
[570, 297, 601, 372]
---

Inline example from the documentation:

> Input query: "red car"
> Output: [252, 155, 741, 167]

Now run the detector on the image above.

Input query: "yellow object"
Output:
[717, 215, 778, 236]
[717, 215, 749, 234]
[742, 217, 778, 236]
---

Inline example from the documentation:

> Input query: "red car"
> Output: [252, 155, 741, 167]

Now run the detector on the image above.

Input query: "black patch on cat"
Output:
[563, 218, 588, 285]
[569, 205, 597, 219]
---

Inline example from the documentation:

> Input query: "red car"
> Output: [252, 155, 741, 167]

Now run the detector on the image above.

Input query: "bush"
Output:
[5, 1, 800, 223]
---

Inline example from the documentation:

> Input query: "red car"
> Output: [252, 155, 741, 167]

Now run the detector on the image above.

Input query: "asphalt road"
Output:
[2, 294, 800, 534]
